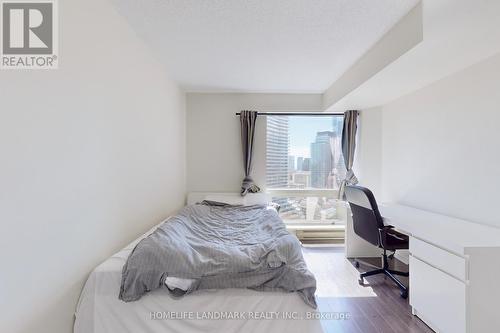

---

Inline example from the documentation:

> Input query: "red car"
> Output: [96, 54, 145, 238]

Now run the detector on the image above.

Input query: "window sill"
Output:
[266, 188, 340, 198]
[286, 223, 345, 231]
[283, 218, 344, 225]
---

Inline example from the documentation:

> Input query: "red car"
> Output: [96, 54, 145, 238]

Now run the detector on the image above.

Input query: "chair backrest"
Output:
[345, 185, 384, 247]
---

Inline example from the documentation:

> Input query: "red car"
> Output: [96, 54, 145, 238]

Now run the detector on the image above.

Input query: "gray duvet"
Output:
[119, 201, 317, 308]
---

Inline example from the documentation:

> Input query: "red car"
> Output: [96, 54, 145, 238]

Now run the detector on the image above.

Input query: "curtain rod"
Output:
[234, 112, 344, 116]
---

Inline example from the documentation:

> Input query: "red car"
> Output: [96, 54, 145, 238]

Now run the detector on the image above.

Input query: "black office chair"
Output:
[345, 185, 409, 298]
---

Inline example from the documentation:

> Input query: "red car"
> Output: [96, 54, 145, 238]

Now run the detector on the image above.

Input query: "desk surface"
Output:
[379, 204, 500, 255]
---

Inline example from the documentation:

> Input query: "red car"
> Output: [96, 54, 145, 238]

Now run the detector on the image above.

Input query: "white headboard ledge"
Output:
[186, 192, 271, 206]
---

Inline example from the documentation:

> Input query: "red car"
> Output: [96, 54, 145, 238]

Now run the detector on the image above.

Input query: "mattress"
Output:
[74, 220, 324, 333]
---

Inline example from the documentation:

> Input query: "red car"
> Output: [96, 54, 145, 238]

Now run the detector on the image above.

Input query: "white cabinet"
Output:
[379, 204, 500, 333]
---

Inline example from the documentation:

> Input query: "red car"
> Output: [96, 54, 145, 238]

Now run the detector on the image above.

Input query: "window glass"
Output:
[266, 116, 345, 223]
[266, 116, 346, 190]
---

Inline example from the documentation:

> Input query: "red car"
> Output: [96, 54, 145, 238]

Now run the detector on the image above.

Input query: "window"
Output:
[266, 115, 345, 224]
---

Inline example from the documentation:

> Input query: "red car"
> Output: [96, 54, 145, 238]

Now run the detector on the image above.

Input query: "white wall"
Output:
[381, 52, 500, 228]
[355, 108, 383, 198]
[186, 93, 322, 193]
[0, 1, 186, 332]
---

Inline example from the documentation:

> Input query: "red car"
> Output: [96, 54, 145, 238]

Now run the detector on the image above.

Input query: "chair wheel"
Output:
[355, 261, 360, 268]
[400, 290, 408, 299]
[358, 278, 364, 285]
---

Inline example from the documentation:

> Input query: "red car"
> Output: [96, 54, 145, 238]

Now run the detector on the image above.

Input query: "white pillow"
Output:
[203, 193, 271, 206]
[244, 193, 272, 206]
[204, 194, 245, 205]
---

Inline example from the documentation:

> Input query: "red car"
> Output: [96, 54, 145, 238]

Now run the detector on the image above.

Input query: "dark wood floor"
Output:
[302, 246, 434, 333]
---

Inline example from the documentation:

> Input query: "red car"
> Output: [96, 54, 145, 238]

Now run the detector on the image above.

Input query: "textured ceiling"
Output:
[112, 0, 419, 92]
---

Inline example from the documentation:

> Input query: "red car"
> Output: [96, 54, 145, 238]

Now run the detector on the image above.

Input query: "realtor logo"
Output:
[1, 0, 58, 69]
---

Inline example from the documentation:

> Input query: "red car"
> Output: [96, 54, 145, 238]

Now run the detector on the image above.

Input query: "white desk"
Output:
[378, 204, 500, 333]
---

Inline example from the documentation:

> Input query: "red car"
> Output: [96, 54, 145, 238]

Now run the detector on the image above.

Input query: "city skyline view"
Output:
[266, 115, 346, 222]
[267, 115, 346, 190]
[289, 116, 337, 158]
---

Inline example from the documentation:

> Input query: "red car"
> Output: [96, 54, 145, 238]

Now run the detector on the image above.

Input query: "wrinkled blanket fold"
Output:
[119, 202, 317, 308]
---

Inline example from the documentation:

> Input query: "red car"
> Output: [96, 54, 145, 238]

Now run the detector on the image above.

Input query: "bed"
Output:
[74, 193, 323, 333]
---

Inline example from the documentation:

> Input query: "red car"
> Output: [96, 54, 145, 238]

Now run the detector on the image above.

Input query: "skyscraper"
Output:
[296, 157, 304, 171]
[288, 156, 296, 171]
[266, 116, 289, 188]
[302, 158, 310, 171]
[332, 116, 343, 137]
[331, 116, 346, 188]
[311, 131, 334, 188]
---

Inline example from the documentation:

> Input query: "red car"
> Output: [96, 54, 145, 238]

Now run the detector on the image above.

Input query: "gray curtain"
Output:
[339, 110, 359, 199]
[240, 110, 261, 196]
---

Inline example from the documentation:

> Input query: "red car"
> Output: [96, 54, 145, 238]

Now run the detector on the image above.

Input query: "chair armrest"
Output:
[378, 225, 398, 247]
[379, 225, 409, 249]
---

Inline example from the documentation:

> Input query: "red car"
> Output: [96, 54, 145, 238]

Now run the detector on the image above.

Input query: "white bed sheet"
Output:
[74, 219, 324, 333]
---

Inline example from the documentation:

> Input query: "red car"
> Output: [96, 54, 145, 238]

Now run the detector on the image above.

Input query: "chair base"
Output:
[356, 253, 409, 299]
[354, 259, 379, 270]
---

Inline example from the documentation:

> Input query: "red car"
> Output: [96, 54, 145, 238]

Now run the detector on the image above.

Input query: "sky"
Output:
[288, 116, 336, 158]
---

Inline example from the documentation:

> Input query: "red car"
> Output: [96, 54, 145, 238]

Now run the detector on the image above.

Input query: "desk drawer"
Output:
[410, 237, 467, 281]
[410, 255, 466, 333]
